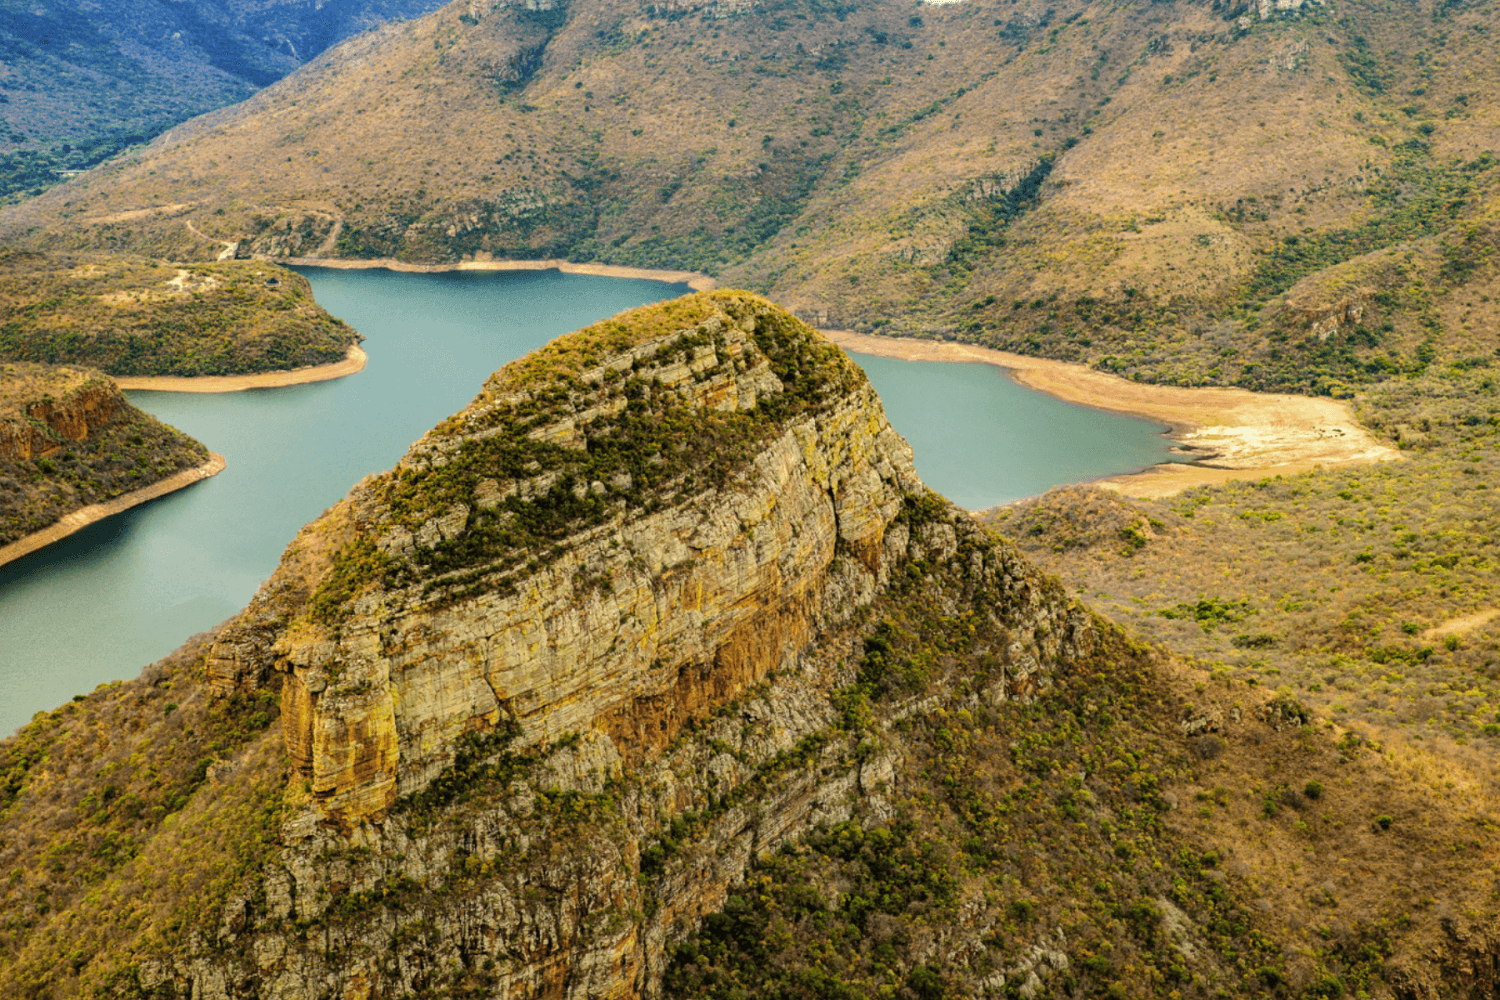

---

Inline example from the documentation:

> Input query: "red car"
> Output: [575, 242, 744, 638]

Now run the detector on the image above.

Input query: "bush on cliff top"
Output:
[308, 291, 865, 620]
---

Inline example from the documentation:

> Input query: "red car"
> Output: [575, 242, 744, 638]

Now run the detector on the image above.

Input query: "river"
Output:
[0, 269, 1179, 734]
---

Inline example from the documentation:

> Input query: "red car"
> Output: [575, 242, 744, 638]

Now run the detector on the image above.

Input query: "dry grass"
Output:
[0, 628, 286, 999]
[988, 419, 1500, 742]
[0, 250, 359, 377]
[5, 0, 1498, 396]
[0, 364, 95, 419]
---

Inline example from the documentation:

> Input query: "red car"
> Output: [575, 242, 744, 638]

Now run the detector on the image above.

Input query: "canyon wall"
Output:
[156, 292, 1094, 998]
[0, 368, 124, 462]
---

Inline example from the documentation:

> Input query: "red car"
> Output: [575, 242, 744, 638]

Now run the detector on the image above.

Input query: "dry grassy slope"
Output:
[6, 530, 1500, 998]
[6, 0, 1500, 390]
[2, 297, 1500, 997]
[0, 361, 211, 545]
[0, 251, 361, 377]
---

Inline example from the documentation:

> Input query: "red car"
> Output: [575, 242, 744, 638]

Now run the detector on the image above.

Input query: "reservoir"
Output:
[0, 270, 1180, 734]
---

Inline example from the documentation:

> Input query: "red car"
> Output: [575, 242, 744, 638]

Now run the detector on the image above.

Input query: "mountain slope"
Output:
[8, 0, 1500, 393]
[3, 295, 1499, 999]
[0, 0, 453, 201]
[0, 362, 211, 547]
[0, 251, 361, 378]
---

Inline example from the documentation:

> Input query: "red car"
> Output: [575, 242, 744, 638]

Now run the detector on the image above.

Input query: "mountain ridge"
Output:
[4, 296, 1500, 999]
[7, 0, 1499, 395]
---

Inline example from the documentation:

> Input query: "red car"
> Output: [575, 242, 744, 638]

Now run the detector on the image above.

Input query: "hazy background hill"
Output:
[0, 0, 450, 200]
[6, 0, 1499, 395]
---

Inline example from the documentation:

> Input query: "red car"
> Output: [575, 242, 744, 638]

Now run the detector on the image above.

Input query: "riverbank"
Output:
[823, 331, 1402, 499]
[0, 452, 225, 570]
[114, 345, 366, 394]
[279, 255, 719, 292]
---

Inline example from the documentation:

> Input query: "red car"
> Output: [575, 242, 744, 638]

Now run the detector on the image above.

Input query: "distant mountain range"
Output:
[0, 0, 450, 197]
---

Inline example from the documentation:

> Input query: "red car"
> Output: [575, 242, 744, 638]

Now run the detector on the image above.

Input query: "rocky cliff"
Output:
[0, 362, 211, 548]
[0, 365, 123, 462]
[101, 291, 1090, 997]
[6, 295, 1498, 1000]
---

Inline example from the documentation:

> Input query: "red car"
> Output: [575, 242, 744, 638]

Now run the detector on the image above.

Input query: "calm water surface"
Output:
[0, 270, 1179, 734]
[851, 352, 1179, 511]
[0, 270, 687, 734]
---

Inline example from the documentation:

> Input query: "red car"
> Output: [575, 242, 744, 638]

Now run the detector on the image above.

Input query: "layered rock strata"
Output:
[0, 365, 124, 461]
[167, 292, 1093, 998]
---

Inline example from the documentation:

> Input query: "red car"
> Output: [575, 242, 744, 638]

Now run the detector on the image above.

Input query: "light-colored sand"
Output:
[1420, 609, 1500, 642]
[279, 255, 719, 292]
[0, 453, 225, 570]
[823, 330, 1402, 499]
[114, 344, 366, 394]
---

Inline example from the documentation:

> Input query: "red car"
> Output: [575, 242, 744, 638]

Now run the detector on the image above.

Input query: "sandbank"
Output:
[280, 255, 719, 292]
[115, 345, 366, 394]
[0, 453, 225, 570]
[822, 330, 1402, 500]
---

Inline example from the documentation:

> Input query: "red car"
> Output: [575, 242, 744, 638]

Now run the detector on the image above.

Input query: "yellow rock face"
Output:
[209, 293, 921, 829]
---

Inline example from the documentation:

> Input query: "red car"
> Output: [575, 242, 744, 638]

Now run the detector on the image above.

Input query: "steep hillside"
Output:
[0, 251, 361, 377]
[8, 0, 1500, 394]
[3, 295, 1500, 999]
[0, 362, 211, 547]
[0, 0, 451, 201]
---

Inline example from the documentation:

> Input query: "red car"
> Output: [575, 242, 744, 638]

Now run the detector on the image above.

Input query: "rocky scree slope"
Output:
[10, 0, 1500, 394]
[0, 362, 210, 546]
[4, 294, 1500, 999]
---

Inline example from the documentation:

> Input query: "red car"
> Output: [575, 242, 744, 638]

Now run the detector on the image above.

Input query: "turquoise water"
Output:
[0, 270, 1179, 735]
[0, 270, 688, 735]
[851, 352, 1178, 511]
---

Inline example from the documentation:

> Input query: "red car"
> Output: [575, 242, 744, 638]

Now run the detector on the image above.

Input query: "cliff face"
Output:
[0, 362, 212, 549]
[8, 295, 1500, 1000]
[216, 298, 922, 827]
[162, 292, 1093, 998]
[0, 367, 124, 462]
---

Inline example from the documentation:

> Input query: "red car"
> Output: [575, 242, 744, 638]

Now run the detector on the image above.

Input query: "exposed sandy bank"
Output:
[0, 452, 225, 569]
[114, 345, 366, 394]
[823, 331, 1402, 500]
[279, 256, 719, 292]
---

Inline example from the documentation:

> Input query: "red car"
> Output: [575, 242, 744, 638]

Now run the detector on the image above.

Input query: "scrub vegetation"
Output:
[10, 0, 1500, 399]
[0, 362, 209, 547]
[990, 364, 1500, 747]
[0, 252, 359, 378]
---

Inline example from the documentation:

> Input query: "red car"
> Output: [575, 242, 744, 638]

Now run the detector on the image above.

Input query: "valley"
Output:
[1, 0, 1499, 995]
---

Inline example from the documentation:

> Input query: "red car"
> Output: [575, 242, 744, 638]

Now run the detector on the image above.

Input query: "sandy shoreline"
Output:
[115, 344, 367, 394]
[0, 453, 226, 570]
[823, 330, 1402, 500]
[279, 255, 719, 292]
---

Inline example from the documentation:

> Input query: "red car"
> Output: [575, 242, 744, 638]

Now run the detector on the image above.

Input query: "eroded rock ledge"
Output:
[174, 292, 1093, 998]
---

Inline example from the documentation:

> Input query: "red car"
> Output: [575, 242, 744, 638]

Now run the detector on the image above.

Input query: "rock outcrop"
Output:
[0, 365, 124, 462]
[163, 292, 1094, 998]
[0, 362, 213, 552]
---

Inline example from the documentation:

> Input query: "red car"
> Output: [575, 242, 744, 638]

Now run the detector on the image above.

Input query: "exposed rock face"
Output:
[179, 292, 1094, 998]
[208, 292, 926, 827]
[0, 367, 124, 461]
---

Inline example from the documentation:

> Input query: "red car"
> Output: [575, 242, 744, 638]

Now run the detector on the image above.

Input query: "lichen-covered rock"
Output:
[169, 291, 1093, 999]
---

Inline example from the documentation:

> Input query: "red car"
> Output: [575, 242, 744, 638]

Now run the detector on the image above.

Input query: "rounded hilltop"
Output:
[0, 250, 360, 379]
[290, 289, 877, 624]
